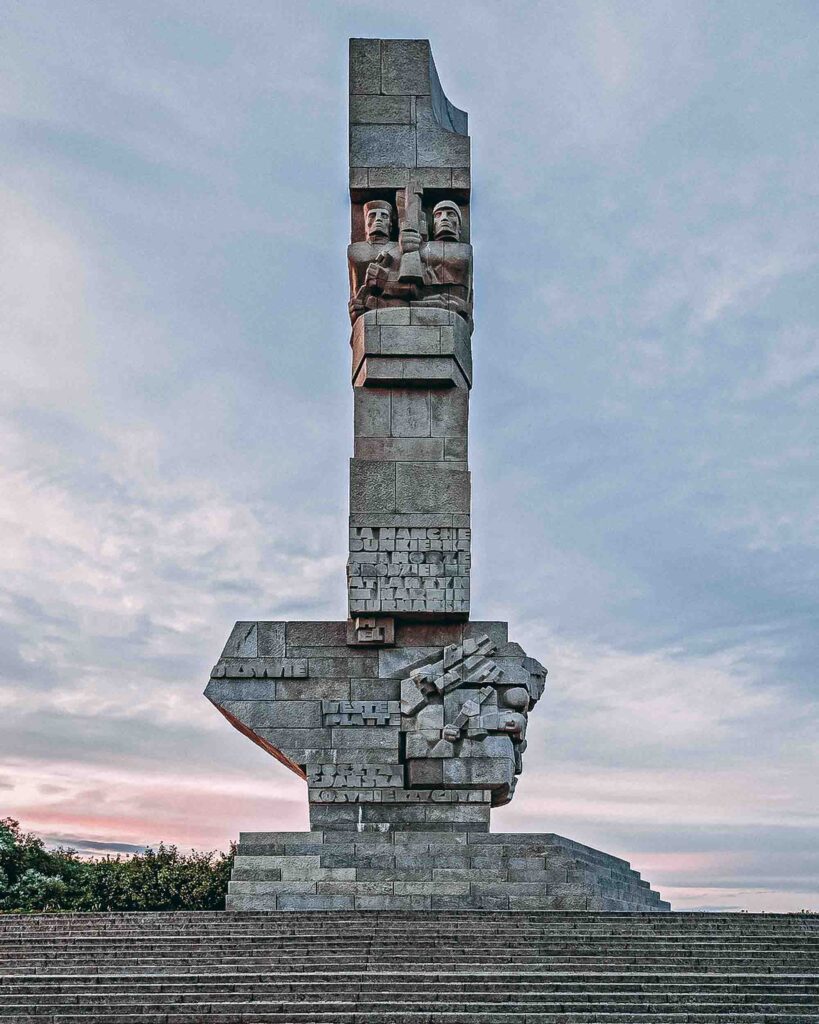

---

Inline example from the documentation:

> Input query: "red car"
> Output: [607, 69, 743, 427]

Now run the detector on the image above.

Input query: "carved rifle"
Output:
[396, 183, 426, 286]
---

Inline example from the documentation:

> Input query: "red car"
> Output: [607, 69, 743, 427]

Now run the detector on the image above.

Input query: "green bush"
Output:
[0, 818, 233, 913]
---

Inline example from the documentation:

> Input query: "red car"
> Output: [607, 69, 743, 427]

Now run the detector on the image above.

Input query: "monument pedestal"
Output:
[227, 831, 669, 912]
[207, 618, 669, 912]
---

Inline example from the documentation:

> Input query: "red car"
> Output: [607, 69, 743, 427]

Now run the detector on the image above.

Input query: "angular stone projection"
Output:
[205, 38, 669, 912]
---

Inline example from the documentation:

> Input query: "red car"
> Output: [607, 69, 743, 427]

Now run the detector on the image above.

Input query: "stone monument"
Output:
[205, 38, 669, 912]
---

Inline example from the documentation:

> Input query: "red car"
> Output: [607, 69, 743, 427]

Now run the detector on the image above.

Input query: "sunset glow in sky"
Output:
[2, 0, 818, 912]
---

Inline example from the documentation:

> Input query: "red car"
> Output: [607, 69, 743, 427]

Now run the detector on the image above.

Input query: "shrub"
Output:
[0, 818, 233, 913]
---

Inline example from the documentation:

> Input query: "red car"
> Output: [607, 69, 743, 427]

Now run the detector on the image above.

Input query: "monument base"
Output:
[227, 830, 670, 912]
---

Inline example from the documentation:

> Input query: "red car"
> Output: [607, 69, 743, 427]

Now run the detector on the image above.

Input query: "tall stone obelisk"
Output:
[346, 36, 473, 622]
[205, 38, 669, 912]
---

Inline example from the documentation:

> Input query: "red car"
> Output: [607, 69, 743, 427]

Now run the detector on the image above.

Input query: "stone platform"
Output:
[227, 830, 670, 912]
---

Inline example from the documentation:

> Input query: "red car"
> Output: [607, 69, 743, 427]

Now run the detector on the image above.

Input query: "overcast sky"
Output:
[2, 0, 817, 912]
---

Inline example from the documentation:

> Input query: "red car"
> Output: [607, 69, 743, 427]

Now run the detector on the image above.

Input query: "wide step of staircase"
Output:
[0, 911, 817, 1022]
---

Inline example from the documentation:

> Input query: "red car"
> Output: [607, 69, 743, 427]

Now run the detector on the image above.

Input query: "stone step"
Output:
[6, 987, 819, 1006]
[1, 912, 815, 1019]
[1, 910, 813, 924]
[5, 948, 815, 961]
[6, 970, 818, 987]
[16, 931, 770, 938]
[4, 948, 816, 964]
[3, 933, 810, 937]
[4, 946, 814, 959]
[6, 1011, 818, 1019]
[4, 981, 818, 997]
[2, 943, 808, 953]
[5, 934, 814, 947]
[3, 925, 809, 937]
[2, 1002, 819, 1021]
[4, 961, 815, 977]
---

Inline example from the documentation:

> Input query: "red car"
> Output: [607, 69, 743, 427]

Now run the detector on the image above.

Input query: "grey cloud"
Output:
[44, 837, 147, 855]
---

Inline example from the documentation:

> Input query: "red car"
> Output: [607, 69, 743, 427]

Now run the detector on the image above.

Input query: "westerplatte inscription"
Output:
[322, 700, 400, 726]
[348, 527, 470, 615]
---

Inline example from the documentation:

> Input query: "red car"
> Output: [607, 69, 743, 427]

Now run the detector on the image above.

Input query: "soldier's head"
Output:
[363, 200, 393, 243]
[432, 200, 462, 241]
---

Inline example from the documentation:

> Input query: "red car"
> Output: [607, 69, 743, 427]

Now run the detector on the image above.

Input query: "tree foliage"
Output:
[0, 818, 233, 912]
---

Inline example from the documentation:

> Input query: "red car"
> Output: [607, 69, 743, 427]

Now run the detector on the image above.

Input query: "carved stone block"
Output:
[349, 125, 416, 167]
[390, 390, 430, 436]
[395, 463, 471, 515]
[354, 389, 391, 437]
[349, 95, 412, 125]
[381, 39, 432, 95]
[349, 38, 381, 95]
[347, 616, 396, 646]
[352, 314, 473, 389]
[349, 459, 396, 513]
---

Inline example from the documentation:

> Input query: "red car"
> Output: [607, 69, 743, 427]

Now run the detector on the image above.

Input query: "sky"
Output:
[1, 0, 817, 912]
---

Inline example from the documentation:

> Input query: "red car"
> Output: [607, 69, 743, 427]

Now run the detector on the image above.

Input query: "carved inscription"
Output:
[307, 763, 403, 788]
[322, 700, 400, 726]
[309, 788, 490, 803]
[348, 527, 470, 614]
[347, 615, 395, 646]
[210, 659, 308, 679]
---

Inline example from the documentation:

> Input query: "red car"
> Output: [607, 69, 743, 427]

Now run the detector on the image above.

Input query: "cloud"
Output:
[0, 185, 92, 406]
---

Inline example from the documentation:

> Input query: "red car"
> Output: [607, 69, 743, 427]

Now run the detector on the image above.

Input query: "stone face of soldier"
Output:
[432, 201, 461, 241]
[364, 203, 392, 244]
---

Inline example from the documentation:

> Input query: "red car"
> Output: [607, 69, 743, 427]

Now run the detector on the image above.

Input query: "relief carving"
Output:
[348, 187, 473, 329]
[398, 635, 547, 807]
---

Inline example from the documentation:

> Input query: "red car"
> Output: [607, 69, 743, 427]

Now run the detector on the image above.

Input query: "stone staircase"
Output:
[1, 911, 818, 1021]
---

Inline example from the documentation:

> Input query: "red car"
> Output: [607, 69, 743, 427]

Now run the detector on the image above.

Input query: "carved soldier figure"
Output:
[418, 199, 473, 328]
[347, 199, 404, 322]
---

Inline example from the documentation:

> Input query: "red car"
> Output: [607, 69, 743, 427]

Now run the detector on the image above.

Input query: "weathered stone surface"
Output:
[381, 325, 441, 354]
[351, 314, 473, 388]
[417, 122, 471, 166]
[257, 621, 285, 657]
[355, 436, 444, 461]
[286, 621, 347, 647]
[395, 462, 470, 514]
[349, 459, 395, 512]
[220, 621, 258, 658]
[430, 388, 468, 437]
[225, 830, 670, 911]
[349, 94, 412, 124]
[381, 38, 431, 95]
[349, 124, 416, 167]
[390, 390, 430, 436]
[353, 388, 390, 437]
[348, 38, 380, 95]
[204, 679, 277, 702]
[350, 677, 399, 700]
[221, 700, 321, 729]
